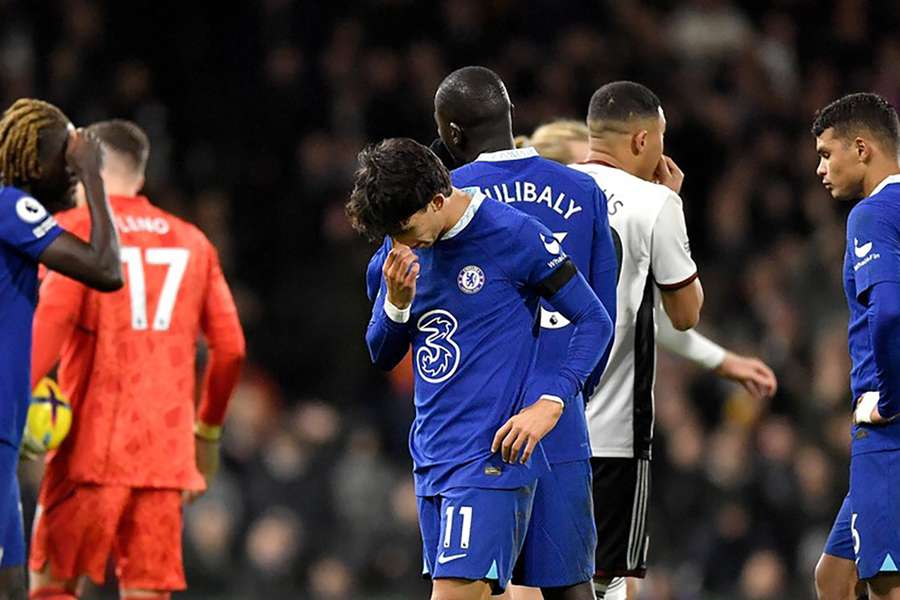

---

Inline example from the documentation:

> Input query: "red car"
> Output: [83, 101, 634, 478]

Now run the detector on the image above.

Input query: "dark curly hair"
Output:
[812, 93, 900, 154]
[346, 137, 452, 241]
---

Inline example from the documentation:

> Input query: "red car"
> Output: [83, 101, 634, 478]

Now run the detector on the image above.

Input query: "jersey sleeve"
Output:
[365, 244, 412, 370]
[504, 215, 575, 296]
[197, 243, 246, 427]
[650, 192, 698, 290]
[0, 190, 63, 260]
[31, 271, 87, 387]
[848, 202, 900, 298]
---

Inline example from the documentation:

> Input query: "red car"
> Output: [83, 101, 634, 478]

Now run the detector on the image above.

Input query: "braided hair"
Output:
[0, 98, 70, 187]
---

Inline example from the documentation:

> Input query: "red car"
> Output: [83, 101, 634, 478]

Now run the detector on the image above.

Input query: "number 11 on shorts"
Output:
[444, 505, 473, 549]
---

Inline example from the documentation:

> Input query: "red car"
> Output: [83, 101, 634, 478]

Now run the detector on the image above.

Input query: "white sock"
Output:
[605, 577, 627, 600]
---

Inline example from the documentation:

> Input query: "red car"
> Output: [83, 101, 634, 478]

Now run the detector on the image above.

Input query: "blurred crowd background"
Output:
[4, 0, 900, 598]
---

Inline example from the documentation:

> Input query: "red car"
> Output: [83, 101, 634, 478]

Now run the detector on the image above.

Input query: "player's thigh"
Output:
[591, 457, 650, 579]
[816, 496, 858, 600]
[115, 489, 186, 592]
[30, 480, 129, 587]
[815, 553, 858, 600]
[849, 450, 900, 582]
[513, 460, 595, 589]
[505, 584, 543, 600]
[868, 573, 900, 599]
[431, 577, 492, 600]
[424, 485, 536, 595]
[0, 566, 25, 600]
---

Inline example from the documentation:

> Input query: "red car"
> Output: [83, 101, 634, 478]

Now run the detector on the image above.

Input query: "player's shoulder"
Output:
[0, 184, 29, 203]
[850, 192, 900, 234]
[0, 185, 47, 219]
[152, 203, 213, 248]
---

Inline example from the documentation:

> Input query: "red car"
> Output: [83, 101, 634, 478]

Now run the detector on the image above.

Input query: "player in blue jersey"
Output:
[0, 99, 123, 597]
[431, 66, 618, 600]
[347, 138, 613, 600]
[812, 93, 900, 600]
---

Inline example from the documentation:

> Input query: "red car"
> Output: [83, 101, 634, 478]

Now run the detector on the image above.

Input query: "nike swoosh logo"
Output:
[437, 552, 467, 564]
[855, 239, 873, 258]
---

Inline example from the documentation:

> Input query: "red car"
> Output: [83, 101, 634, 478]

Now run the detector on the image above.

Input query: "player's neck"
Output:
[585, 144, 627, 173]
[862, 159, 900, 197]
[469, 133, 516, 161]
[438, 188, 473, 237]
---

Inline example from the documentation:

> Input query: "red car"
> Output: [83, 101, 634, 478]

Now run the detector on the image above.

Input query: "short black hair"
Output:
[812, 93, 900, 153]
[87, 119, 150, 173]
[434, 66, 510, 128]
[346, 138, 451, 241]
[587, 81, 661, 126]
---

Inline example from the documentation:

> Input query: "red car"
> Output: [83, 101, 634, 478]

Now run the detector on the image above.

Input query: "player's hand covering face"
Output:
[383, 243, 419, 309]
[653, 154, 684, 194]
[491, 397, 564, 464]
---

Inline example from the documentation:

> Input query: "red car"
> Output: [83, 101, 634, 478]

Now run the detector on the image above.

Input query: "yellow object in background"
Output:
[26, 377, 72, 452]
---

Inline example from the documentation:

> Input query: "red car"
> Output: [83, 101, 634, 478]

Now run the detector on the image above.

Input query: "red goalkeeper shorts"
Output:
[29, 477, 186, 591]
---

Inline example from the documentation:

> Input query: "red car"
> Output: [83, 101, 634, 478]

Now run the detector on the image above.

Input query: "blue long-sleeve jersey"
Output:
[451, 147, 618, 463]
[0, 186, 62, 447]
[844, 174, 900, 454]
[365, 193, 612, 495]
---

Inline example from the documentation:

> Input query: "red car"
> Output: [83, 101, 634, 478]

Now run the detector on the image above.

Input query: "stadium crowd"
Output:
[3, 0, 900, 598]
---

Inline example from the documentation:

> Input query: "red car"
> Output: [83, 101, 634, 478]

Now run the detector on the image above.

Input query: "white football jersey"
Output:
[569, 162, 697, 459]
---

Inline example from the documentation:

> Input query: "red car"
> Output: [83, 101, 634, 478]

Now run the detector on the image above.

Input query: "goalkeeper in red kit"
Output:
[27, 120, 246, 600]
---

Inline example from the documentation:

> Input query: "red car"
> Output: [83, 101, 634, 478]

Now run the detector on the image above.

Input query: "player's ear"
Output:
[632, 130, 648, 156]
[430, 193, 445, 211]
[854, 137, 870, 162]
[449, 122, 464, 147]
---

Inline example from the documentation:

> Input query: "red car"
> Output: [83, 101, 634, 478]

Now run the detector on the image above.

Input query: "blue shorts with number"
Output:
[513, 459, 595, 587]
[848, 450, 900, 579]
[0, 442, 24, 567]
[824, 495, 855, 561]
[418, 484, 536, 594]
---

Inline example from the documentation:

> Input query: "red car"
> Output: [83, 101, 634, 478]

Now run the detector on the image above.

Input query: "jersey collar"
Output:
[869, 173, 900, 197]
[441, 192, 485, 240]
[474, 147, 539, 162]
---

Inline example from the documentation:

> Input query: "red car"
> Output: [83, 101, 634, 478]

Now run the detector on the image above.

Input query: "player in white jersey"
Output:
[568, 83, 777, 600]
[527, 117, 777, 409]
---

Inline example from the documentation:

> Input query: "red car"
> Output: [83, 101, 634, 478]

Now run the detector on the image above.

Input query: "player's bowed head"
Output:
[813, 92, 900, 202]
[434, 66, 517, 168]
[345, 138, 475, 308]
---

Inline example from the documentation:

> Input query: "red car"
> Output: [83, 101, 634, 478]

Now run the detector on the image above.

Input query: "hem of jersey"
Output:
[29, 223, 64, 260]
[590, 448, 636, 459]
[655, 271, 698, 291]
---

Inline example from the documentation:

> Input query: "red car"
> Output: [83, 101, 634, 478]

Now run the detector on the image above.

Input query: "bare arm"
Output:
[38, 130, 123, 291]
[659, 278, 703, 330]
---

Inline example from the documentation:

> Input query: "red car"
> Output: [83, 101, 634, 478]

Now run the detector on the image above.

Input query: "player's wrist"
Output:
[194, 421, 223, 441]
[384, 296, 411, 322]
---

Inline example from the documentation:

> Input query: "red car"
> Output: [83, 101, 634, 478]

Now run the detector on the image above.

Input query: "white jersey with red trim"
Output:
[569, 162, 697, 459]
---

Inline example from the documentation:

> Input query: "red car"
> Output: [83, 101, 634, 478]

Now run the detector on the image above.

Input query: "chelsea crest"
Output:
[457, 265, 485, 294]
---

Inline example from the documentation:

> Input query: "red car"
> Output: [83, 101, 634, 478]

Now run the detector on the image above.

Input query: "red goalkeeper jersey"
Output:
[32, 195, 245, 490]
